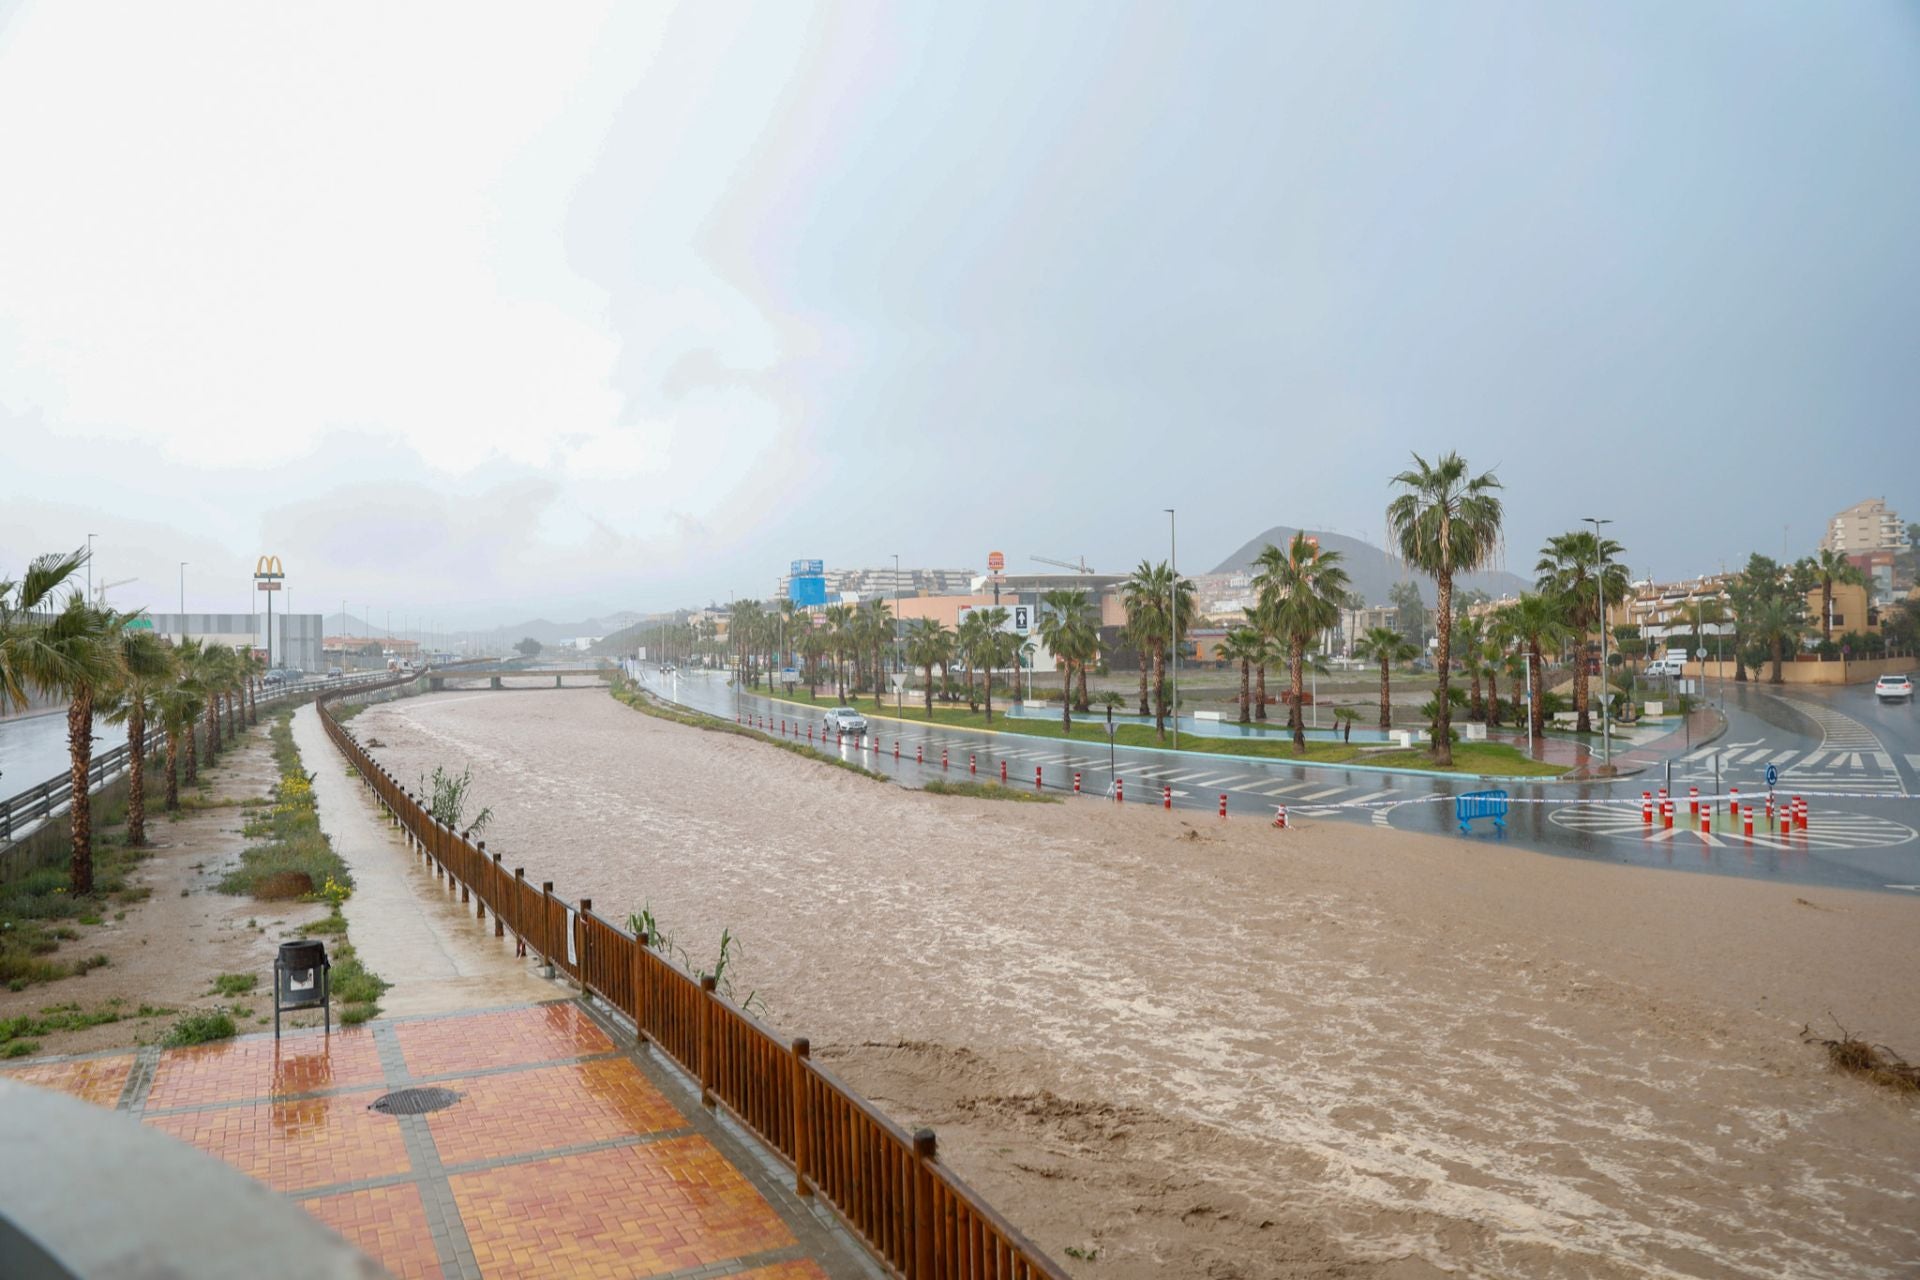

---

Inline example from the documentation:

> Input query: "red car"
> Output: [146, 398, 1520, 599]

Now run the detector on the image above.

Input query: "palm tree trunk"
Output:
[67, 689, 95, 895]
[925, 663, 935, 718]
[127, 701, 148, 846]
[1529, 645, 1546, 741]
[1238, 658, 1251, 724]
[185, 720, 199, 785]
[1469, 668, 1484, 721]
[984, 659, 994, 723]
[1289, 640, 1307, 753]
[1152, 647, 1166, 740]
[1433, 567, 1455, 766]
[205, 700, 219, 759]
[1486, 666, 1500, 729]
[226, 688, 237, 738]
[1061, 661, 1072, 733]
[248, 678, 257, 725]
[1254, 662, 1268, 721]
[1378, 659, 1391, 729]
[1136, 655, 1149, 716]
[1771, 640, 1784, 683]
[1821, 581, 1833, 642]
[164, 727, 180, 811]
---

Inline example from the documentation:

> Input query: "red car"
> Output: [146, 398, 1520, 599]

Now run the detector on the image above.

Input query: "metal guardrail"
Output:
[317, 683, 1068, 1280]
[0, 671, 391, 848]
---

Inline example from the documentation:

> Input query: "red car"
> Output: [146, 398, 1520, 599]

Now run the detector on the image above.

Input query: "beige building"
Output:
[1820, 498, 1908, 555]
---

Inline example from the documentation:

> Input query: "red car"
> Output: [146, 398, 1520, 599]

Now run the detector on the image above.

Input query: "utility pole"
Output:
[1166, 508, 1178, 750]
[85, 533, 95, 604]
[179, 562, 187, 639]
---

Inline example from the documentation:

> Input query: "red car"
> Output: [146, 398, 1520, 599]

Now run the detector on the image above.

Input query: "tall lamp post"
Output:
[1165, 508, 1178, 751]
[85, 533, 96, 603]
[178, 562, 187, 641]
[1584, 516, 1614, 770]
[893, 554, 904, 714]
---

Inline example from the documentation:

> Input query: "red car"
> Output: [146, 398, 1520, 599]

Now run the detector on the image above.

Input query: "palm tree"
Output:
[1480, 616, 1509, 726]
[861, 600, 894, 700]
[26, 596, 124, 893]
[1352, 625, 1415, 730]
[1254, 534, 1352, 752]
[198, 643, 237, 760]
[102, 624, 177, 847]
[1536, 529, 1630, 734]
[820, 604, 851, 699]
[1243, 600, 1279, 721]
[799, 625, 826, 698]
[1751, 597, 1806, 683]
[1386, 452, 1505, 765]
[905, 618, 952, 718]
[1218, 626, 1262, 724]
[155, 643, 205, 811]
[1500, 595, 1573, 743]
[1037, 590, 1098, 732]
[973, 608, 1009, 721]
[0, 549, 91, 714]
[1332, 705, 1360, 743]
[1807, 549, 1865, 643]
[1120, 561, 1165, 718]
[956, 609, 991, 712]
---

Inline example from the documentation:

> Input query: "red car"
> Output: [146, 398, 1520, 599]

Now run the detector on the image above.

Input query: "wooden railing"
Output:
[316, 687, 1066, 1280]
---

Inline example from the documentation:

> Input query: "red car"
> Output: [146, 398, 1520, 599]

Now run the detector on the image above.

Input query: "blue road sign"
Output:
[1765, 763, 1779, 787]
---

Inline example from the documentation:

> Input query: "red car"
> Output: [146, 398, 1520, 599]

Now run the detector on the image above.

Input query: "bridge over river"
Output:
[425, 667, 614, 690]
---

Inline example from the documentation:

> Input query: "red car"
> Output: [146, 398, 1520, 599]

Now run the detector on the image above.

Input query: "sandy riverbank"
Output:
[352, 687, 1920, 1279]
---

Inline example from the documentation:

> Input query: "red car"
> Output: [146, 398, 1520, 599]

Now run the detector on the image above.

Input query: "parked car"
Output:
[1875, 673, 1913, 702]
[823, 706, 869, 734]
[1644, 655, 1688, 678]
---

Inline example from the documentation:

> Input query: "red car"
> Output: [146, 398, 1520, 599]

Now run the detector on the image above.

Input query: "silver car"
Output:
[823, 707, 869, 734]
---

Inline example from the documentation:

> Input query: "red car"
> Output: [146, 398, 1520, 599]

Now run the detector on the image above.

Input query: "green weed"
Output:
[163, 1010, 236, 1047]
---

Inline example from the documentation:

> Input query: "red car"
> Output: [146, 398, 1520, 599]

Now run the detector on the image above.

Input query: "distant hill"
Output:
[1209, 526, 1530, 607]
[488, 611, 650, 646]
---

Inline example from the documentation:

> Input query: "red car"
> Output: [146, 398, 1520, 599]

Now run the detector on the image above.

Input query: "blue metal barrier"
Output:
[1455, 789, 1509, 833]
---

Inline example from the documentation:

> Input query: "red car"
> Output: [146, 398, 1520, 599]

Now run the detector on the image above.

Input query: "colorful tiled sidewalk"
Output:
[4, 1000, 875, 1280]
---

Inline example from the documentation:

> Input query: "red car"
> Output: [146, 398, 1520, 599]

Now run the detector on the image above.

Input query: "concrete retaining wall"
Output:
[1683, 655, 1917, 685]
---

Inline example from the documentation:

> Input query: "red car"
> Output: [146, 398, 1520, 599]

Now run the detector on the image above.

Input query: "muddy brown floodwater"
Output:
[354, 687, 1920, 1280]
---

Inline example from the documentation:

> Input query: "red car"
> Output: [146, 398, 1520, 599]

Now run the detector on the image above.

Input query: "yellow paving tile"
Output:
[1, 1053, 134, 1108]
[453, 1136, 795, 1279]
[146, 1028, 384, 1109]
[396, 1003, 613, 1078]
[735, 1263, 832, 1279]
[144, 1087, 412, 1193]
[428, 1056, 684, 1167]
[303, 1182, 445, 1280]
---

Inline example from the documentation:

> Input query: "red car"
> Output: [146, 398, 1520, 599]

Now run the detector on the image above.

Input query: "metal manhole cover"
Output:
[369, 1087, 462, 1116]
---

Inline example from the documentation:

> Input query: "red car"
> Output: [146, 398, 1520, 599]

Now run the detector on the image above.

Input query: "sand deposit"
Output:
[352, 687, 1920, 1279]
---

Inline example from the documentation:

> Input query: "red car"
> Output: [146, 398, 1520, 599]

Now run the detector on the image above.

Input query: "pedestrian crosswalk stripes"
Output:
[1298, 787, 1346, 801]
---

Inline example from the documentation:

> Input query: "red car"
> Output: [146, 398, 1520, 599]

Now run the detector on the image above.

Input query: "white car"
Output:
[1875, 674, 1913, 702]
[823, 707, 869, 734]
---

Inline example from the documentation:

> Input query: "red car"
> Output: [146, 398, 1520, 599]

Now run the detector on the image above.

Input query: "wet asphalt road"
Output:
[636, 664, 1920, 895]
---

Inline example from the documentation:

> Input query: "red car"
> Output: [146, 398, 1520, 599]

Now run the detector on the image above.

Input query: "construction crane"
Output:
[1031, 555, 1095, 574]
[92, 577, 138, 605]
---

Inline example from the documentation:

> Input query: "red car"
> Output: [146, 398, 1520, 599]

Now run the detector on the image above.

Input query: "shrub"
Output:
[164, 1010, 237, 1047]
[253, 871, 315, 900]
[211, 973, 257, 997]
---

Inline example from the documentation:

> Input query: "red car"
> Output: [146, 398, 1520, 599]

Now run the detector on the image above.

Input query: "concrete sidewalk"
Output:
[291, 704, 551, 1019]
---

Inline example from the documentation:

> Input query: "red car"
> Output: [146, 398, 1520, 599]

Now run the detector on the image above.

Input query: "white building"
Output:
[1820, 497, 1908, 555]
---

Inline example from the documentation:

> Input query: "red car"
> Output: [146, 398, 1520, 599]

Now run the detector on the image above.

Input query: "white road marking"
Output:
[1298, 787, 1347, 801]
[1191, 774, 1248, 787]
[1344, 789, 1400, 805]
[1258, 782, 1315, 796]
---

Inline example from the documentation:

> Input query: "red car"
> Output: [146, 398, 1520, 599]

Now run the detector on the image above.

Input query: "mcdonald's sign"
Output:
[253, 555, 284, 580]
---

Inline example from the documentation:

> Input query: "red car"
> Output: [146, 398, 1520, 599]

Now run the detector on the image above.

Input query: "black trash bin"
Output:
[274, 939, 331, 1038]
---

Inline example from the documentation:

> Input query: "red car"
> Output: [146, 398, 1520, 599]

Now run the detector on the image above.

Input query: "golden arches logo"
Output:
[254, 555, 284, 579]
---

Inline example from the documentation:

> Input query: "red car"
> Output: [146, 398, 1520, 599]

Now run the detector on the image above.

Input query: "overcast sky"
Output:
[2, 1, 1915, 627]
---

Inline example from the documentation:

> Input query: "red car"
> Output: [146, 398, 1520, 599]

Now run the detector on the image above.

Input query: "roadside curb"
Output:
[711, 685, 1572, 785]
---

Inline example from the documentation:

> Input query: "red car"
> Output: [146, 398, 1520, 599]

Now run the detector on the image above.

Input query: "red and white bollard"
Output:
[969, 753, 976, 774]
[1765, 791, 1774, 820]
[894, 740, 900, 759]
[806, 725, 812, 741]
[1689, 786, 1699, 817]
[1730, 787, 1740, 819]
[1699, 804, 1711, 834]
[1794, 795, 1807, 830]
[1272, 804, 1288, 829]
[1115, 778, 1124, 804]
[1779, 806, 1792, 835]
[1663, 796, 1674, 829]
[1073, 772, 1082, 794]
[941, 749, 948, 771]
[1035, 766, 1043, 791]
[1163, 785, 1172, 810]
[1218, 793, 1228, 819]
[915, 745, 923, 764]
[1000, 760, 1007, 783]
[1642, 791, 1652, 824]
[1743, 808, 1754, 839]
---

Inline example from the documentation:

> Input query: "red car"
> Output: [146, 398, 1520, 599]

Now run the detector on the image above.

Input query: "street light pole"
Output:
[1166, 508, 1178, 751]
[1584, 517, 1614, 770]
[85, 533, 95, 604]
[893, 554, 903, 714]
[178, 562, 187, 637]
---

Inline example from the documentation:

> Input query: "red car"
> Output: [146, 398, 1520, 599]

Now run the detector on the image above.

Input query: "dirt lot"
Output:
[0, 724, 332, 1056]
[354, 687, 1920, 1280]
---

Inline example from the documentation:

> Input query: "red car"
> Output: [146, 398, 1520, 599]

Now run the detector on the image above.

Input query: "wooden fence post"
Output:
[512, 868, 526, 945]
[540, 882, 555, 977]
[578, 899, 592, 995]
[474, 842, 486, 919]
[791, 1038, 812, 1197]
[698, 974, 717, 1107]
[492, 852, 506, 936]
[913, 1128, 937, 1280]
[631, 931, 649, 1045]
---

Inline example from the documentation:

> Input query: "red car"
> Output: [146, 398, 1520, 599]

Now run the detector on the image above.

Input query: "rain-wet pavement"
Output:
[637, 664, 1920, 894]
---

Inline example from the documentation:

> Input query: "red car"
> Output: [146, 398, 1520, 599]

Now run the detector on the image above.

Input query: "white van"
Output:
[1644, 654, 1688, 678]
